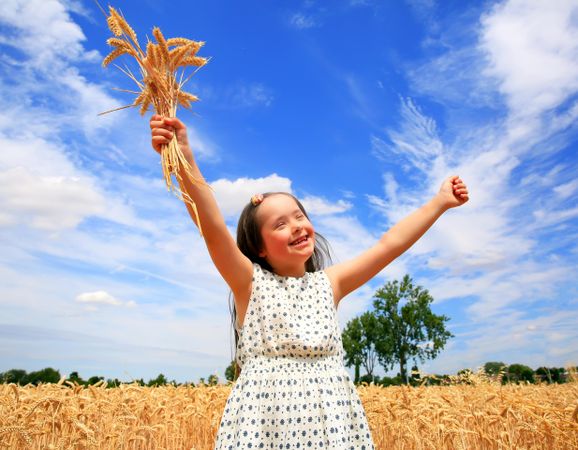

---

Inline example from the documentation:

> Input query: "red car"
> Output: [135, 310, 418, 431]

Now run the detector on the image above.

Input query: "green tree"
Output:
[25, 368, 61, 385]
[225, 360, 241, 382]
[535, 367, 565, 384]
[147, 373, 168, 387]
[0, 369, 28, 385]
[107, 378, 122, 388]
[484, 361, 507, 377]
[504, 364, 534, 384]
[342, 312, 379, 383]
[67, 371, 85, 386]
[87, 375, 104, 386]
[372, 275, 453, 384]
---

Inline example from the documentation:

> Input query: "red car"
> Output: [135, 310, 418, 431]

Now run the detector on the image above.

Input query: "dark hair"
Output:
[228, 192, 333, 380]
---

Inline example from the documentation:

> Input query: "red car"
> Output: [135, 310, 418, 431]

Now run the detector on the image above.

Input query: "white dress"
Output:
[214, 263, 375, 449]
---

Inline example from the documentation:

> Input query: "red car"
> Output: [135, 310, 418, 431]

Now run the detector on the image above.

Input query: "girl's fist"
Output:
[149, 115, 191, 157]
[439, 175, 469, 209]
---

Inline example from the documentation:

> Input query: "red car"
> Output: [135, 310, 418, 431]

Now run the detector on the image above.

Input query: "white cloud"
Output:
[190, 81, 274, 111]
[405, 0, 436, 24]
[0, 135, 107, 230]
[301, 195, 352, 216]
[554, 179, 578, 200]
[480, 0, 578, 120]
[76, 290, 126, 307]
[183, 121, 220, 161]
[0, 167, 105, 230]
[230, 83, 274, 108]
[0, 0, 96, 66]
[290, 13, 317, 29]
[211, 174, 292, 218]
[314, 214, 377, 264]
[372, 98, 445, 174]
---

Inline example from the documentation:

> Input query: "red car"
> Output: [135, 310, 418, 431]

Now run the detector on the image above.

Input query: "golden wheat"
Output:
[100, 5, 209, 235]
[1, 379, 577, 449]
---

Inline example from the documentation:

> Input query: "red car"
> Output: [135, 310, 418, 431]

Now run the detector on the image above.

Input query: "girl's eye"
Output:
[275, 222, 286, 229]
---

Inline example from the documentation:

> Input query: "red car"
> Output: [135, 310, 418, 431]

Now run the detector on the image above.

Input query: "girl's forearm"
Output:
[379, 196, 448, 258]
[176, 152, 229, 243]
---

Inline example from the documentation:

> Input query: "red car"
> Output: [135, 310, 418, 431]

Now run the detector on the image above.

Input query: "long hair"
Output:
[229, 192, 333, 380]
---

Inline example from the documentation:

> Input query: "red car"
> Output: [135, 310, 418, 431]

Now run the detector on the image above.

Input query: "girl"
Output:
[150, 115, 469, 449]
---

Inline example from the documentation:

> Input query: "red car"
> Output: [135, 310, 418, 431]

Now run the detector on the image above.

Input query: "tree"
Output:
[67, 371, 86, 386]
[342, 312, 379, 383]
[87, 375, 104, 385]
[535, 367, 566, 384]
[25, 368, 61, 385]
[372, 275, 453, 384]
[484, 361, 507, 377]
[147, 373, 168, 387]
[225, 360, 240, 382]
[0, 369, 27, 385]
[505, 364, 534, 384]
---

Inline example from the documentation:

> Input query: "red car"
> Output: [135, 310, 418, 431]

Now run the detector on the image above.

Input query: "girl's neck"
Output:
[270, 262, 307, 278]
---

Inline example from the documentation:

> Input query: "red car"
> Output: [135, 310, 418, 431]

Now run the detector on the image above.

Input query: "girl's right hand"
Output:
[149, 114, 193, 161]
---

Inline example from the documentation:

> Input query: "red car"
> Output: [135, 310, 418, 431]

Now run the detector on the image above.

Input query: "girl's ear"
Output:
[258, 248, 267, 258]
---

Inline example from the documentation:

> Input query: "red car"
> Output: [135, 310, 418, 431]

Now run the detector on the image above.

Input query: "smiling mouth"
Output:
[290, 235, 309, 246]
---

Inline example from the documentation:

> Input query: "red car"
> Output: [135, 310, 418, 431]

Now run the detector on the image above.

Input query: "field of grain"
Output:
[1, 380, 577, 449]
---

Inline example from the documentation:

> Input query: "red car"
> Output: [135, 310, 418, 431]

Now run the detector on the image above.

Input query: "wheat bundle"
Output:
[100, 5, 209, 234]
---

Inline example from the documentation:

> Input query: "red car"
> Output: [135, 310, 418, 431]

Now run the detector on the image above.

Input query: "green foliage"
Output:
[107, 378, 122, 388]
[342, 312, 379, 383]
[87, 375, 104, 386]
[357, 373, 381, 385]
[0, 369, 27, 384]
[147, 373, 168, 387]
[378, 375, 403, 387]
[67, 371, 86, 385]
[504, 363, 534, 384]
[225, 360, 240, 382]
[535, 367, 566, 384]
[25, 368, 61, 385]
[484, 361, 507, 376]
[372, 274, 453, 384]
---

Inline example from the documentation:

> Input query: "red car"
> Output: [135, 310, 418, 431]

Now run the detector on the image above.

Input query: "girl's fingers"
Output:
[150, 114, 164, 129]
[152, 136, 169, 153]
[152, 127, 174, 139]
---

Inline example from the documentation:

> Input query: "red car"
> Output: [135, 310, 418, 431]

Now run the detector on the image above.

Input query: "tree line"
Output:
[0, 368, 220, 388]
[2, 362, 572, 388]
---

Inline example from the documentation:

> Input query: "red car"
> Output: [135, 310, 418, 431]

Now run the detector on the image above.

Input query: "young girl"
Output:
[150, 115, 469, 449]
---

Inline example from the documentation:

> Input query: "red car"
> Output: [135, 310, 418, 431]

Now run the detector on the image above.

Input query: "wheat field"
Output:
[0, 380, 576, 449]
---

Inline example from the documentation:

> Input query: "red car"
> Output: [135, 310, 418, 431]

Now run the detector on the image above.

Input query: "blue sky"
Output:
[1, 0, 577, 384]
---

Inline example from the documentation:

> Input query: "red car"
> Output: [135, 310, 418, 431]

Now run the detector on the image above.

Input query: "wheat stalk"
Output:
[99, 5, 209, 235]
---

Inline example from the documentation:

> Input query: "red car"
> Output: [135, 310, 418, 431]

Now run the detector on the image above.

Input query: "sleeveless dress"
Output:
[214, 263, 375, 449]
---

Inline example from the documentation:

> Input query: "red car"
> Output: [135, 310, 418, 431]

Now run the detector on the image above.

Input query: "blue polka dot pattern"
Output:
[214, 263, 375, 449]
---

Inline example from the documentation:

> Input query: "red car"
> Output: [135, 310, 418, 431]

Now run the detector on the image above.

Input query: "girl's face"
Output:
[256, 194, 315, 276]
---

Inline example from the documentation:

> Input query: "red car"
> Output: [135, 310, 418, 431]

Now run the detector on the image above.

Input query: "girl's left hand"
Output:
[438, 175, 469, 209]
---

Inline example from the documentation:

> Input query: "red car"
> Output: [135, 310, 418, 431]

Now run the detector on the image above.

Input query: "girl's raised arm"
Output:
[150, 115, 253, 299]
[325, 176, 469, 304]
